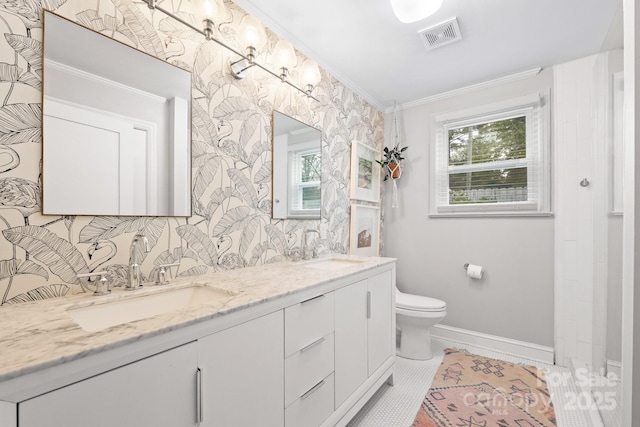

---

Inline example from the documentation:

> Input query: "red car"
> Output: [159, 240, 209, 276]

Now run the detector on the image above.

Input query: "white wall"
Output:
[383, 69, 555, 347]
[554, 51, 622, 370]
[552, 53, 596, 363]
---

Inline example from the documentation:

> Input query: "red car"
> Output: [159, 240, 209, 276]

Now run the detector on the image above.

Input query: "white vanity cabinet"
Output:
[334, 270, 394, 410]
[198, 310, 284, 427]
[18, 342, 199, 427]
[4, 259, 396, 427]
[366, 270, 394, 376]
[284, 292, 335, 427]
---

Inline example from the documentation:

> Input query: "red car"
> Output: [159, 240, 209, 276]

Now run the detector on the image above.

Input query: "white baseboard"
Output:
[606, 359, 622, 378]
[430, 324, 555, 365]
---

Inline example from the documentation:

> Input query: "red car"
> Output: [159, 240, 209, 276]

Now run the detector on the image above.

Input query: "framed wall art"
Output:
[350, 141, 380, 202]
[349, 204, 380, 256]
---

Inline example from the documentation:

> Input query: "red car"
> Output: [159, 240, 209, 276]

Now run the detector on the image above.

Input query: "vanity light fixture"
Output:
[230, 14, 267, 79]
[390, 0, 443, 23]
[272, 39, 297, 82]
[299, 59, 322, 97]
[200, 0, 220, 40]
[144, 0, 319, 101]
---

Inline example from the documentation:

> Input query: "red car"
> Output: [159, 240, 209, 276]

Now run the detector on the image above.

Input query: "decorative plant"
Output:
[376, 143, 408, 181]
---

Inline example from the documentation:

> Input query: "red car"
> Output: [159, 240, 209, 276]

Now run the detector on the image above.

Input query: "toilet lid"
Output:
[396, 291, 446, 312]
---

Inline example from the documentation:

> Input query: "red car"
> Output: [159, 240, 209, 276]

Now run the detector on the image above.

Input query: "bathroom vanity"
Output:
[0, 256, 395, 427]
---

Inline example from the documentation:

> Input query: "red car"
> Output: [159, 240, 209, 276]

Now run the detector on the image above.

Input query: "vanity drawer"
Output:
[284, 292, 334, 357]
[285, 332, 334, 407]
[285, 373, 334, 427]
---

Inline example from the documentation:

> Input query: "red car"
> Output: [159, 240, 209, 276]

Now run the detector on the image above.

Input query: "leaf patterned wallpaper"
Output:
[0, 0, 384, 306]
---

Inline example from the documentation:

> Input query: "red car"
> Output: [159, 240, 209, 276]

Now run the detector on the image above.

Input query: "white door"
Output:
[334, 279, 368, 408]
[367, 270, 394, 376]
[198, 311, 284, 427]
[43, 98, 145, 215]
[18, 342, 199, 427]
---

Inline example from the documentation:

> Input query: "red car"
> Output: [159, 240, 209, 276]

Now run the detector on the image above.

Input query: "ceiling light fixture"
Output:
[390, 0, 443, 23]
[145, 0, 319, 101]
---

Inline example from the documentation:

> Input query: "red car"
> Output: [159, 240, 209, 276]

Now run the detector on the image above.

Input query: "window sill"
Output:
[428, 211, 554, 218]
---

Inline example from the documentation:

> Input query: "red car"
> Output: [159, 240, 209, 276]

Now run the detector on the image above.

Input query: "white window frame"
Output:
[429, 93, 551, 217]
[288, 146, 321, 218]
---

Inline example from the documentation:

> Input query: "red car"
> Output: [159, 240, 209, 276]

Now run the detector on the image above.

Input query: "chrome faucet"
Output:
[303, 229, 320, 260]
[127, 233, 150, 290]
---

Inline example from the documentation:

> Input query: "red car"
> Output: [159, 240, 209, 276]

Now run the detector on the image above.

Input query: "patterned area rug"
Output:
[412, 348, 556, 427]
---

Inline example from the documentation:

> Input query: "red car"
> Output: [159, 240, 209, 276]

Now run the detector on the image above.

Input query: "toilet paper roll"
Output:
[466, 264, 484, 279]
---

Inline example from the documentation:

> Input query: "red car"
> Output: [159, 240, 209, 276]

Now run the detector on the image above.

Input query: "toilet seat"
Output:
[396, 291, 446, 312]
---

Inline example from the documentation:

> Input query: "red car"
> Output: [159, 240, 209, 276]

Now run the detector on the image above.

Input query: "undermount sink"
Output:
[304, 257, 366, 270]
[68, 286, 233, 332]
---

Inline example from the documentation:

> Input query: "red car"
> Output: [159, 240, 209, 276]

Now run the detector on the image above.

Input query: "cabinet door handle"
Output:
[196, 367, 203, 424]
[367, 291, 371, 319]
[301, 379, 326, 400]
[301, 294, 325, 304]
[300, 336, 325, 353]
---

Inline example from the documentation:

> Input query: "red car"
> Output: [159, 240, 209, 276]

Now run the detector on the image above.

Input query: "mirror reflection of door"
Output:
[43, 99, 158, 216]
[42, 11, 191, 217]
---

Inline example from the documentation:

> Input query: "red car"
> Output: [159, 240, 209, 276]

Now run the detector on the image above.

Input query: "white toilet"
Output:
[395, 287, 447, 360]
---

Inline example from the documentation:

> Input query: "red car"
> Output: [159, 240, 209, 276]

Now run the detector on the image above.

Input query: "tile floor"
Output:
[347, 338, 601, 427]
[594, 378, 622, 427]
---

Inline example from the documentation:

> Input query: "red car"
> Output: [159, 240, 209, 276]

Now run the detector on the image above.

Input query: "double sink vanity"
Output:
[0, 255, 396, 427]
[26, 9, 398, 427]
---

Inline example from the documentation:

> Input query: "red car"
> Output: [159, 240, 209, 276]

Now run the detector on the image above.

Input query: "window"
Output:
[430, 93, 550, 216]
[288, 147, 321, 217]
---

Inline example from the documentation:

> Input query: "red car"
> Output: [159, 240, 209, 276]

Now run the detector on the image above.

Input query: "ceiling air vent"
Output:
[418, 17, 462, 51]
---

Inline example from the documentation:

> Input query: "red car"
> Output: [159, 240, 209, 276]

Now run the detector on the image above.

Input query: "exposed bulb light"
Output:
[199, 0, 226, 40]
[390, 0, 443, 23]
[230, 15, 267, 78]
[299, 59, 321, 97]
[239, 15, 267, 52]
[272, 40, 297, 81]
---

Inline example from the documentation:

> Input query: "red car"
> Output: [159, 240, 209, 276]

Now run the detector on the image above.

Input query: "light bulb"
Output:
[201, 0, 217, 21]
[230, 14, 267, 77]
[239, 15, 267, 51]
[300, 59, 321, 95]
[273, 40, 297, 70]
[197, 0, 227, 39]
[390, 0, 443, 23]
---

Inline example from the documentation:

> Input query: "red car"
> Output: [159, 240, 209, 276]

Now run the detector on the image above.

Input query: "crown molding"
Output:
[385, 67, 543, 113]
[45, 58, 167, 103]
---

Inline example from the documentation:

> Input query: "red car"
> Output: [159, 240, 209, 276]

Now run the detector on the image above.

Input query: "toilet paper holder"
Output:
[463, 263, 485, 279]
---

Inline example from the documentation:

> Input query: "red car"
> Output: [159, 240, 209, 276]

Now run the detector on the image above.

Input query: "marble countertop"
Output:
[0, 255, 394, 384]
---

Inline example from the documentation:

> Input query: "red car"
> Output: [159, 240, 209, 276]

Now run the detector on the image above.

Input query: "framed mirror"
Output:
[42, 11, 191, 217]
[272, 111, 322, 219]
